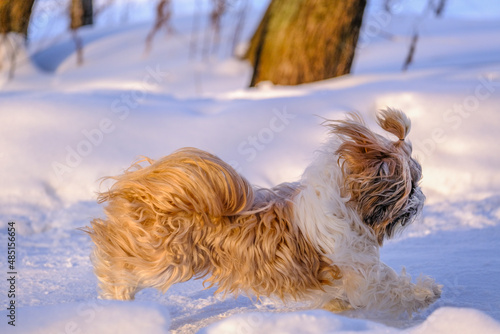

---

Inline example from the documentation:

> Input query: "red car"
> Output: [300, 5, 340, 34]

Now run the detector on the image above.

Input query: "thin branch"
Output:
[189, 0, 201, 59]
[231, 0, 248, 56]
[145, 0, 173, 54]
[434, 0, 446, 17]
[71, 30, 84, 66]
[402, 33, 418, 71]
[210, 0, 227, 55]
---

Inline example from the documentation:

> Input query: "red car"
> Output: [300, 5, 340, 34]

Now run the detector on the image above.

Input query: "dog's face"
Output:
[330, 109, 425, 245]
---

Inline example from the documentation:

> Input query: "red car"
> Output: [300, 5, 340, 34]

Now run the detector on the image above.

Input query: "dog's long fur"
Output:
[84, 108, 441, 316]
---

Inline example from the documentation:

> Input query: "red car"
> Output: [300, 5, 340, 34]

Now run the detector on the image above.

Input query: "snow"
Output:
[200, 308, 500, 334]
[2, 301, 170, 334]
[1, 0, 500, 333]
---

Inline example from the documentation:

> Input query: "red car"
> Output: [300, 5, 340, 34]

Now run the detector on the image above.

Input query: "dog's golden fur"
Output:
[84, 109, 441, 315]
[85, 149, 340, 301]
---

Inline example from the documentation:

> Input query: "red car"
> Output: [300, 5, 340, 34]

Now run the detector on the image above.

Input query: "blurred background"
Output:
[1, 1, 500, 333]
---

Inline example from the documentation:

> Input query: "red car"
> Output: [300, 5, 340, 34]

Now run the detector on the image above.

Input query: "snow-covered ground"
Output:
[1, 1, 500, 333]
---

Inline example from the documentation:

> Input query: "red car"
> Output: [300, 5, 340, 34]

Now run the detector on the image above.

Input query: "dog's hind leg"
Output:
[91, 245, 141, 300]
[99, 280, 139, 301]
[83, 218, 145, 300]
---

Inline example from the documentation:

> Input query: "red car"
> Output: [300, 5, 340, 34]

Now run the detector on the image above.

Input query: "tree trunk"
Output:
[245, 0, 366, 87]
[70, 0, 93, 30]
[0, 0, 36, 37]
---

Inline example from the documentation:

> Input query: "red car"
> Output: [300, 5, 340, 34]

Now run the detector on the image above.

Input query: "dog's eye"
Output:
[409, 184, 415, 197]
[399, 210, 413, 226]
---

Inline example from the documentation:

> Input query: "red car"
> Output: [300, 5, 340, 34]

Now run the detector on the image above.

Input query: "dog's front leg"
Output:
[342, 263, 442, 315]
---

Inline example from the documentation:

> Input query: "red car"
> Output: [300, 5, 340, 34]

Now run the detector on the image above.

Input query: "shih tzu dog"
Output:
[84, 108, 441, 316]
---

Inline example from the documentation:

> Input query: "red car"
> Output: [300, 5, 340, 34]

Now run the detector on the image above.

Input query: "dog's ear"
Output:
[329, 110, 417, 245]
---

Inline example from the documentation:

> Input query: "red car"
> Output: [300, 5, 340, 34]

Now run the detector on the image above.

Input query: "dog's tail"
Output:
[99, 147, 254, 221]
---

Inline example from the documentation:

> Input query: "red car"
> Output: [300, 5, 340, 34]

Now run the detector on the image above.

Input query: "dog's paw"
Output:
[431, 281, 443, 300]
[414, 276, 442, 306]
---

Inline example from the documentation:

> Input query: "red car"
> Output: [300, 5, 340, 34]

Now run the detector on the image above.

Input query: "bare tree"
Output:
[431, 0, 446, 17]
[0, 0, 36, 37]
[402, 33, 418, 71]
[244, 0, 366, 87]
[402, 0, 446, 71]
[0, 0, 36, 78]
[70, 0, 93, 29]
[145, 0, 174, 54]
[205, 0, 226, 55]
[69, 0, 94, 65]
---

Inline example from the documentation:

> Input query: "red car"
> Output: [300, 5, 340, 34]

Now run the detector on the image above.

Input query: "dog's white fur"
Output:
[294, 131, 440, 314]
[84, 109, 441, 316]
